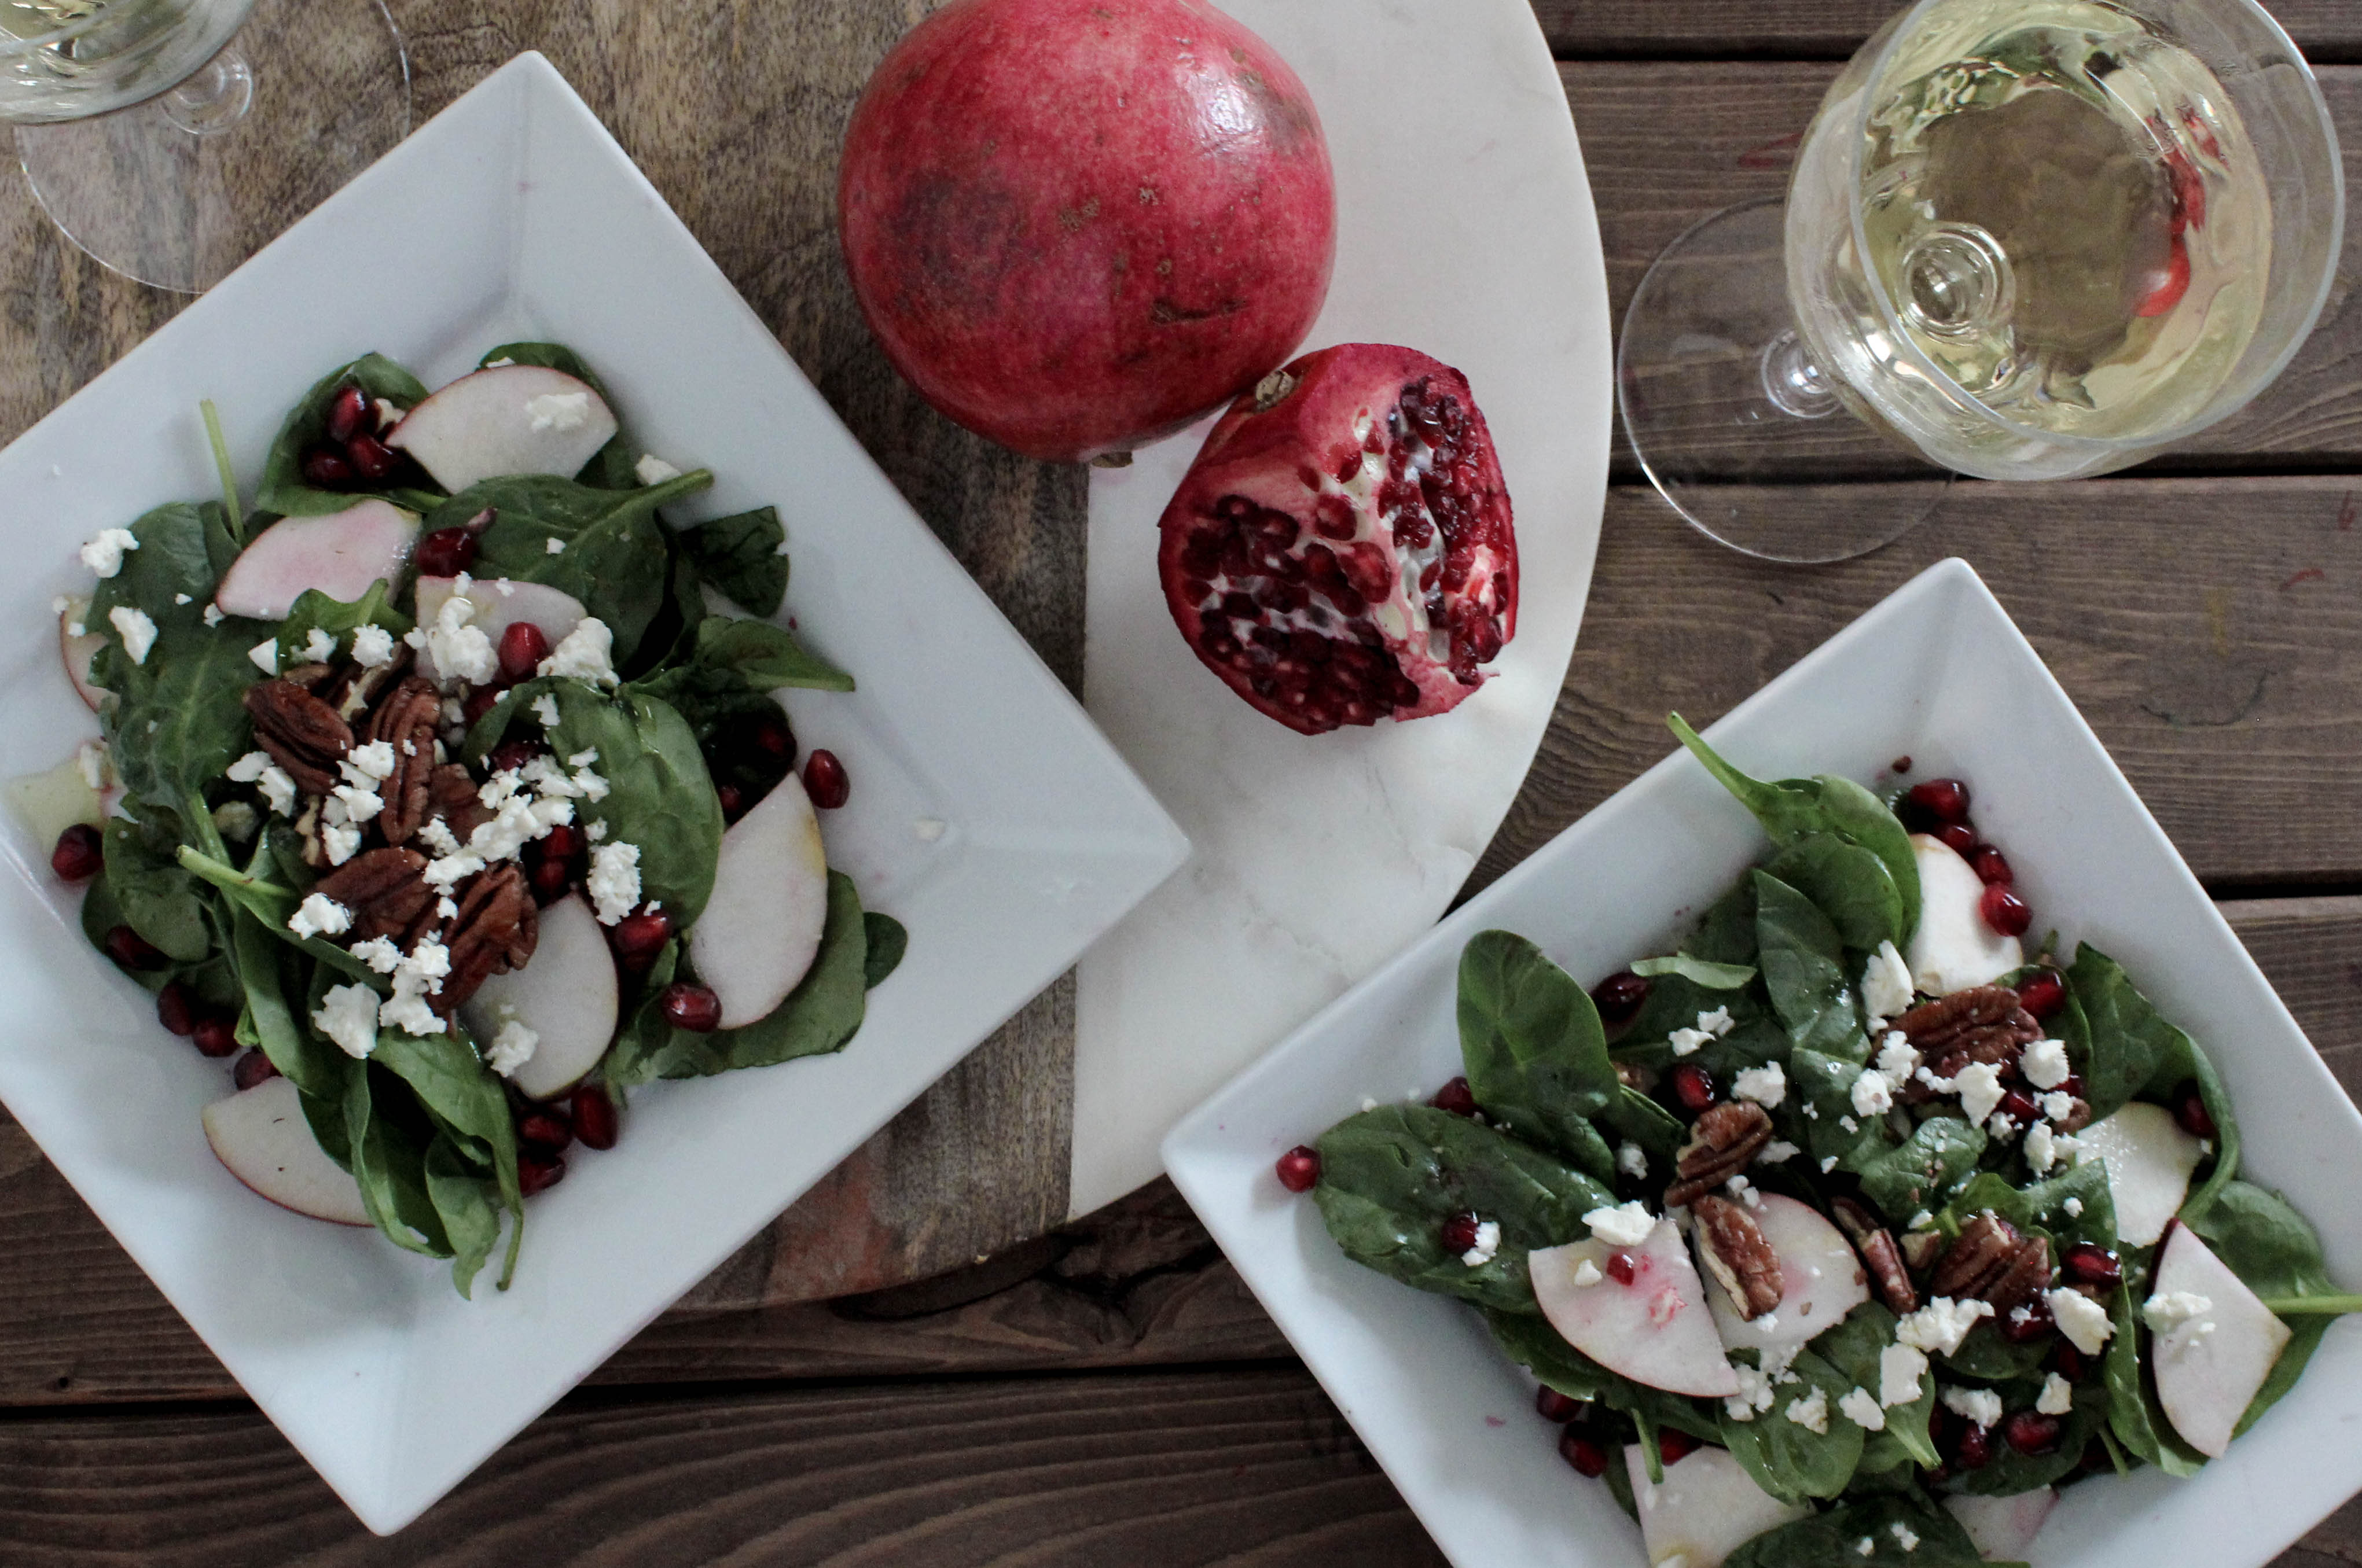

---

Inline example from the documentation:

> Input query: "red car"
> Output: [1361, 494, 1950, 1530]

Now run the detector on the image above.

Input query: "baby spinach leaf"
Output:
[1764, 833, 1907, 956]
[102, 814, 213, 962]
[1951, 1382, 2108, 1496]
[2065, 943, 2183, 1124]
[863, 912, 908, 989]
[2104, 1279, 2206, 1477]
[679, 507, 789, 617]
[1459, 930, 1621, 1168]
[1856, 1118, 1986, 1221]
[258, 353, 437, 516]
[2137, 1027, 2241, 1227]
[689, 615, 854, 693]
[1605, 1085, 1687, 1165]
[1630, 953, 1757, 989]
[274, 579, 412, 667]
[86, 500, 234, 630]
[229, 907, 346, 1099]
[98, 623, 265, 815]
[1310, 1102, 1613, 1313]
[1600, 1442, 1639, 1520]
[543, 680, 722, 929]
[1755, 871, 1864, 1058]
[343, 1063, 452, 1260]
[1938, 1162, 2119, 1253]
[477, 341, 638, 489]
[177, 847, 384, 985]
[1724, 1490, 1998, 1568]
[1792, 1047, 1890, 1171]
[423, 1136, 504, 1299]
[1819, 1301, 1940, 1468]
[1611, 1380, 1727, 1483]
[1720, 1345, 1864, 1503]
[1690, 875, 1761, 968]
[1486, 1308, 1611, 1401]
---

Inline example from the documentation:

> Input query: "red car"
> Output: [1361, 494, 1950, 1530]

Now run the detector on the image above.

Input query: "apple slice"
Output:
[203, 1075, 370, 1227]
[3, 745, 107, 852]
[1532, 1219, 1739, 1398]
[462, 893, 619, 1101]
[1706, 1193, 1871, 1353]
[1943, 1488, 2056, 1560]
[413, 575, 588, 683]
[386, 365, 619, 494]
[686, 772, 830, 1029]
[58, 597, 104, 710]
[2150, 1221, 2292, 1457]
[212, 499, 420, 621]
[1626, 1442, 1810, 1568]
[2078, 1101, 2205, 1246]
[1905, 833, 2023, 995]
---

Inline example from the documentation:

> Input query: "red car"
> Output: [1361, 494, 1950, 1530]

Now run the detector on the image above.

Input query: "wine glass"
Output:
[0, 0, 410, 293]
[1618, 0, 2342, 563]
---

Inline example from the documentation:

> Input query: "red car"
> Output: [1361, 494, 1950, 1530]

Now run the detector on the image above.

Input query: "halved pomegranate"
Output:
[1156, 345, 1517, 734]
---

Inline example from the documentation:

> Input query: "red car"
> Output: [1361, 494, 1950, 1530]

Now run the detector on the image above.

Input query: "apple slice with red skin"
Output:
[1706, 1193, 1870, 1353]
[461, 893, 618, 1101]
[1944, 1488, 2056, 1560]
[386, 365, 619, 494]
[687, 771, 829, 1029]
[2150, 1220, 2292, 1458]
[203, 1075, 370, 1226]
[212, 499, 420, 621]
[1626, 1442, 1809, 1567]
[413, 575, 588, 683]
[1907, 832, 2023, 995]
[57, 598, 104, 711]
[1532, 1219, 1739, 1398]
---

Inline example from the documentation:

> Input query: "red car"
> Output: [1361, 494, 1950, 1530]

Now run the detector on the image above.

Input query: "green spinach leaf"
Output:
[274, 579, 412, 667]
[1819, 1301, 1940, 1468]
[1724, 1489, 1998, 1567]
[1764, 833, 1907, 956]
[423, 1136, 504, 1299]
[102, 814, 213, 961]
[1720, 1345, 1864, 1503]
[1458, 930, 1621, 1167]
[1630, 953, 1757, 989]
[86, 500, 235, 630]
[862, 912, 908, 989]
[688, 615, 854, 693]
[679, 507, 789, 617]
[343, 1063, 452, 1259]
[543, 680, 723, 929]
[1755, 871, 1864, 1058]
[1856, 1118, 1986, 1222]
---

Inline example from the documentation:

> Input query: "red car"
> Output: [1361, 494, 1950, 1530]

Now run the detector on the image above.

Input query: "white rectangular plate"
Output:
[1165, 557, 2362, 1568]
[0, 53, 1186, 1534]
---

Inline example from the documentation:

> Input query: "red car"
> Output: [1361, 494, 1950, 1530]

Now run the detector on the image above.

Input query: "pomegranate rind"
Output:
[1156, 343, 1519, 734]
[837, 0, 1337, 463]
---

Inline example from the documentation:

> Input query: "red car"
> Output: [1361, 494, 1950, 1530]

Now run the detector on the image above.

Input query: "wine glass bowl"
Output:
[0, 0, 248, 123]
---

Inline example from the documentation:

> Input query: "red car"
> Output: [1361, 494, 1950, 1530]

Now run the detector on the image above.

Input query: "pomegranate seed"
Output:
[1274, 1144, 1321, 1192]
[1980, 882, 2032, 937]
[529, 856, 571, 899]
[103, 924, 165, 971]
[1970, 845, 2013, 885]
[1670, 1063, 1715, 1113]
[2174, 1085, 2218, 1140]
[50, 823, 102, 881]
[2003, 1411, 2063, 1456]
[1441, 1212, 1483, 1254]
[462, 684, 506, 729]
[2054, 1343, 2087, 1382]
[516, 1110, 573, 1153]
[191, 1015, 239, 1058]
[488, 738, 546, 774]
[1905, 778, 1972, 827]
[1890, 754, 1913, 774]
[1997, 1089, 2038, 1126]
[415, 527, 479, 577]
[346, 433, 398, 481]
[2060, 1071, 2087, 1100]
[2000, 1296, 2054, 1343]
[715, 783, 745, 820]
[1590, 970, 1651, 1028]
[803, 749, 850, 809]
[232, 1050, 278, 1091]
[2015, 971, 2066, 1020]
[498, 621, 550, 683]
[1428, 1076, 1478, 1117]
[539, 825, 585, 860]
[519, 1154, 566, 1196]
[609, 909, 673, 970]
[1954, 1420, 1993, 1470]
[571, 1084, 620, 1150]
[1933, 822, 1978, 857]
[744, 712, 794, 760]
[156, 982, 197, 1036]
[2064, 1242, 2122, 1289]
[1559, 1429, 1610, 1477]
[1536, 1386, 1586, 1423]
[301, 447, 354, 487]
[1656, 1429, 1700, 1466]
[1605, 1252, 1638, 1286]
[326, 384, 369, 443]
[661, 982, 723, 1033]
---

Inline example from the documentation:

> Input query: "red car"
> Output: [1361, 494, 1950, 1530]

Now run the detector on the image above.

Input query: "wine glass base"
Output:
[1618, 196, 1953, 564]
[16, 0, 409, 294]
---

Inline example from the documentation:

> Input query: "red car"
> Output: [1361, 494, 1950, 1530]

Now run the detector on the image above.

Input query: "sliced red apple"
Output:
[1944, 1488, 2056, 1560]
[461, 893, 618, 1100]
[202, 1075, 370, 1227]
[212, 499, 420, 621]
[686, 771, 830, 1030]
[58, 597, 104, 711]
[386, 365, 619, 494]
[1531, 1219, 1739, 1398]
[1905, 833, 2023, 995]
[2078, 1100, 2205, 1246]
[2150, 1221, 2291, 1458]
[413, 575, 587, 683]
[1706, 1193, 1871, 1353]
[1626, 1442, 1809, 1568]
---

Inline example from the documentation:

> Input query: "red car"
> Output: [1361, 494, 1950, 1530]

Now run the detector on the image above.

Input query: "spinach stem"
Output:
[2259, 1295, 2362, 1316]
[199, 399, 244, 540]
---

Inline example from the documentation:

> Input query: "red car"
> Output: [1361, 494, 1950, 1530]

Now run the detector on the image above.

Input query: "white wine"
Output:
[0, 0, 245, 121]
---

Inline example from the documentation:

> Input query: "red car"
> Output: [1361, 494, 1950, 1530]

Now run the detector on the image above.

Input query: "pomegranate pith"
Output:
[1158, 345, 1518, 733]
[1274, 1145, 1321, 1192]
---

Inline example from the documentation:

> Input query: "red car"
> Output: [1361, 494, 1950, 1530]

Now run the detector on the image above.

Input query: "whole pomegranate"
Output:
[838, 0, 1336, 463]
[1158, 344, 1518, 734]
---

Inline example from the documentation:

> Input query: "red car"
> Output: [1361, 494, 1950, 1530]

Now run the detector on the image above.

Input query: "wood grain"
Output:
[1534, 0, 2362, 62]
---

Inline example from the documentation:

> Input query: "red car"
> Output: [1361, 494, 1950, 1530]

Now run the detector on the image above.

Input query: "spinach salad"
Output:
[1288, 718, 2358, 1567]
[57, 344, 903, 1297]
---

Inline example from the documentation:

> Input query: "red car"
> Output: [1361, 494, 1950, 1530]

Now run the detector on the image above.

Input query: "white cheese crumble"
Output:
[545, 536, 567, 555]
[1571, 1258, 1603, 1289]
[1617, 1141, 1648, 1179]
[587, 839, 642, 924]
[417, 816, 462, 857]
[1460, 1220, 1501, 1268]
[2037, 1372, 2075, 1416]
[1697, 1006, 1735, 1037]
[256, 764, 296, 816]
[484, 1015, 539, 1078]
[1896, 1297, 1996, 1357]
[1838, 1387, 1886, 1431]
[380, 991, 442, 1036]
[1821, 1155, 1841, 1173]
[635, 452, 682, 484]
[537, 616, 618, 687]
[1955, 1061, 2006, 1126]
[287, 893, 352, 940]
[1784, 1386, 1830, 1434]
[1908, 1210, 1933, 1230]
[1857, 1539, 1876, 1560]
[226, 750, 271, 783]
[2023, 1120, 2059, 1176]
[2021, 1037, 2073, 1090]
[109, 606, 156, 664]
[1581, 1200, 1656, 1247]
[1726, 1361, 1777, 1422]
[1874, 1033, 1920, 1080]
[1890, 1521, 1920, 1554]
[2048, 1287, 2116, 1354]
[2041, 1091, 2077, 1123]
[313, 983, 380, 1059]
[373, 396, 403, 430]
[1850, 1067, 1894, 1117]
[1668, 1026, 1711, 1057]
[1939, 1385, 2002, 1429]
[425, 590, 498, 686]
[1861, 940, 1914, 1022]
[79, 527, 139, 576]
[1734, 1062, 1787, 1107]
[531, 691, 562, 728]
[203, 602, 225, 627]
[1880, 1342, 1927, 1408]
[2063, 1195, 2084, 1219]
[1759, 1140, 1801, 1165]
[343, 741, 396, 783]
[172, 592, 190, 606]
[248, 636, 280, 675]
[348, 936, 402, 974]
[300, 626, 336, 663]
[525, 390, 592, 430]
[351, 623, 396, 668]
[2144, 1290, 2214, 1333]
[585, 819, 607, 842]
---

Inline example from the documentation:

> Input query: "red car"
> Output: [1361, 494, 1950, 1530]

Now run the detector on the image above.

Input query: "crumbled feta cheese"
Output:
[1838, 1386, 1886, 1431]
[343, 741, 396, 783]
[1668, 1026, 1710, 1057]
[635, 452, 682, 484]
[1955, 1060, 2006, 1125]
[321, 818, 362, 865]
[424, 851, 486, 892]
[211, 800, 259, 841]
[348, 936, 403, 974]
[1571, 1258, 1602, 1289]
[1987, 1112, 2019, 1142]
[1726, 1360, 1777, 1421]
[1890, 1521, 1920, 1554]
[537, 616, 618, 687]
[1734, 1062, 1787, 1107]
[256, 765, 297, 816]
[1698, 1006, 1735, 1037]
[1784, 1386, 1830, 1434]
[378, 990, 443, 1036]
[226, 750, 270, 783]
[425, 590, 498, 686]
[300, 626, 336, 663]
[1838, 1114, 1859, 1133]
[545, 536, 567, 555]
[203, 602, 225, 627]
[1880, 1343, 1927, 1408]
[1758, 1140, 1801, 1164]
[1940, 1386, 2003, 1429]
[79, 527, 139, 576]
[1857, 1539, 1876, 1560]
[373, 396, 403, 431]
[531, 692, 561, 728]
[587, 839, 642, 924]
[2041, 1091, 2077, 1124]
[351, 623, 396, 668]
[526, 391, 592, 431]
[1874, 1033, 1920, 1080]
[1908, 1210, 1933, 1230]
[287, 893, 352, 941]
[585, 819, 607, 842]
[1913, 1065, 1957, 1095]
[1582, 1200, 1656, 1247]
[2023, 1120, 2059, 1176]
[313, 983, 380, 1059]
[2144, 1290, 2214, 1333]
[2037, 1372, 2074, 1416]
[2063, 1195, 2084, 1219]
[2021, 1037, 2072, 1090]
[1861, 940, 1914, 1021]
[109, 606, 156, 664]
[331, 783, 383, 824]
[2048, 1287, 2116, 1354]
[395, 937, 450, 996]
[1896, 1297, 1996, 1356]
[1460, 1220, 1501, 1268]
[248, 636, 280, 675]
[567, 748, 598, 768]
[483, 1015, 539, 1078]
[1821, 1155, 1840, 1173]
[1850, 1068, 1894, 1117]
[1617, 1142, 1648, 1179]
[173, 592, 191, 606]
[1725, 1173, 1761, 1209]
[416, 817, 461, 857]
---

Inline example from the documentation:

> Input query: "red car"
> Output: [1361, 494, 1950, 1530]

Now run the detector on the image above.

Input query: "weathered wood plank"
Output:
[2223, 895, 2362, 1106]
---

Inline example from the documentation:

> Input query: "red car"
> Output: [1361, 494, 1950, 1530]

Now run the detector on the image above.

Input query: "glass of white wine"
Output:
[0, 0, 410, 292]
[1618, 0, 2342, 562]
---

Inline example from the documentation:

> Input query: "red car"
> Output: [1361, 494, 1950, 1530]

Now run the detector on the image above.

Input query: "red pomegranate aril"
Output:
[1590, 970, 1651, 1029]
[2004, 1411, 2063, 1456]
[1981, 882, 2033, 937]
[2053, 1343, 2087, 1382]
[1559, 1429, 1610, 1477]
[715, 783, 745, 820]
[1933, 822, 1978, 857]
[745, 712, 795, 760]
[1656, 1429, 1701, 1466]
[517, 1111, 573, 1154]
[1441, 1212, 1483, 1254]
[2000, 1297, 2054, 1344]
[346, 433, 398, 481]
[1970, 845, 2014, 886]
[571, 1084, 620, 1150]
[803, 749, 850, 809]
[2060, 1071, 2087, 1100]
[529, 856, 571, 899]
[326, 384, 369, 443]
[1891, 755, 1914, 774]
[1536, 1386, 1586, 1423]
[1953, 1420, 1994, 1470]
[1605, 1251, 1638, 1287]
[1670, 1063, 1716, 1113]
[1997, 1089, 2038, 1126]
[488, 738, 546, 774]
[497, 621, 551, 683]
[2064, 1242, 2122, 1289]
[104, 924, 165, 971]
[1429, 1076, 1479, 1117]
[2016, 971, 2067, 1020]
[539, 825, 584, 860]
[462, 684, 506, 728]
[156, 982, 197, 1036]
[233, 1050, 279, 1091]
[2174, 1085, 2218, 1140]
[662, 982, 723, 1033]
[1905, 778, 1972, 827]
[519, 1154, 566, 1197]
[191, 1015, 239, 1058]
[301, 447, 355, 487]
[1274, 1144, 1321, 1192]
[50, 823, 102, 881]
[609, 909, 673, 970]
[415, 527, 479, 577]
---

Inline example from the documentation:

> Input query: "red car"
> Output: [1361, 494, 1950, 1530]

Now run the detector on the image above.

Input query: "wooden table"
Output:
[5, 0, 2361, 1560]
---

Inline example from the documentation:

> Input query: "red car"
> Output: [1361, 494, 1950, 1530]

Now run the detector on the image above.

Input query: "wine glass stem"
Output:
[159, 45, 252, 135]
[1760, 327, 1840, 419]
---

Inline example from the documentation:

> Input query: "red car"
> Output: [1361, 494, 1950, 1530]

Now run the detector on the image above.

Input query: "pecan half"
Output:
[436, 863, 537, 1013]
[312, 848, 432, 944]
[1899, 1230, 1945, 1274]
[1899, 1018, 2043, 1102]
[321, 644, 417, 723]
[1983, 1234, 2054, 1316]
[1663, 1102, 1775, 1208]
[1929, 1212, 2023, 1299]
[2044, 1096, 2093, 1135]
[426, 763, 492, 845]
[1830, 1195, 1918, 1316]
[1892, 987, 2038, 1053]
[243, 679, 353, 796]
[364, 677, 442, 845]
[1692, 1194, 1784, 1319]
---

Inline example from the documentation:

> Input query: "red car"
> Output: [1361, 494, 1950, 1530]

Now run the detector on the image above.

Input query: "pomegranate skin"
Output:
[839, 0, 1336, 462]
